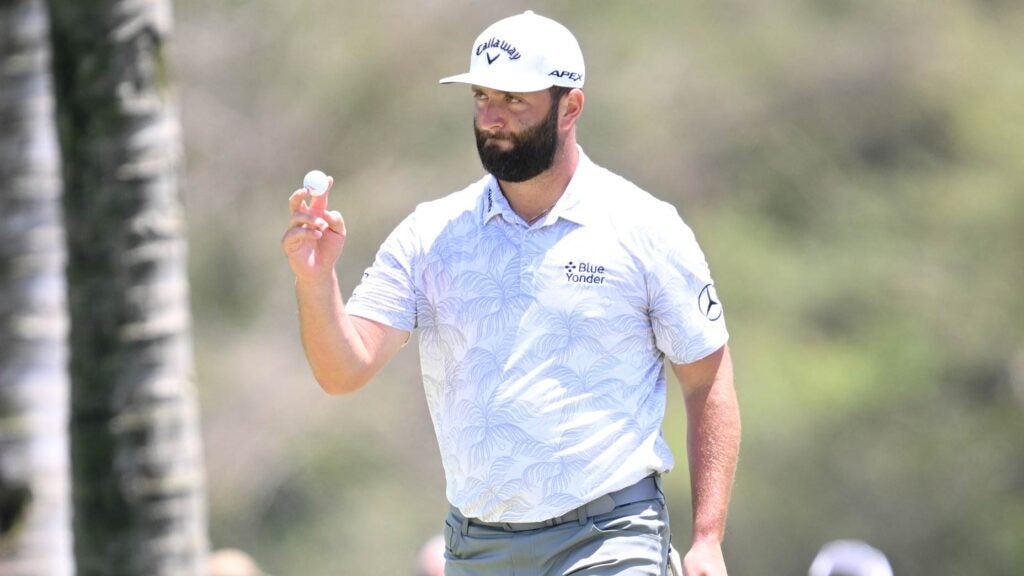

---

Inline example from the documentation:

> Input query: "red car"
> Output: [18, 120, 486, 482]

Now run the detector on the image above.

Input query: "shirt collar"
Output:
[549, 146, 598, 226]
[482, 179, 506, 224]
[480, 146, 599, 227]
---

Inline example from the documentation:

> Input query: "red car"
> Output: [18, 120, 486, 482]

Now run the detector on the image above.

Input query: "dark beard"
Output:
[474, 99, 560, 183]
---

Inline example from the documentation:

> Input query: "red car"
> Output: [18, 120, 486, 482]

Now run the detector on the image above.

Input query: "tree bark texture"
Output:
[0, 0, 74, 574]
[46, 1, 208, 574]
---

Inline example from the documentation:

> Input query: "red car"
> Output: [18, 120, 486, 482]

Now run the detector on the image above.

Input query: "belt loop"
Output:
[578, 498, 600, 526]
[460, 514, 470, 536]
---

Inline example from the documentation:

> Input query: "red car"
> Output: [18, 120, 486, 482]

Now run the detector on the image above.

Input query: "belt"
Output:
[463, 474, 662, 532]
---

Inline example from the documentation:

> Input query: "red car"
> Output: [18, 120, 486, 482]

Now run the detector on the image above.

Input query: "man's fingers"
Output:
[289, 177, 334, 218]
[281, 225, 322, 252]
[323, 209, 344, 233]
[309, 177, 333, 213]
[289, 212, 328, 232]
[289, 188, 312, 213]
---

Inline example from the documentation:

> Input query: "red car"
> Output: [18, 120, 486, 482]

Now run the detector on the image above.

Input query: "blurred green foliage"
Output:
[172, 1, 1023, 574]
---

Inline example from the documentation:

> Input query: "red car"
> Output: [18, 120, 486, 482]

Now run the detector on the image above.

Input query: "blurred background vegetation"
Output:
[170, 0, 1023, 574]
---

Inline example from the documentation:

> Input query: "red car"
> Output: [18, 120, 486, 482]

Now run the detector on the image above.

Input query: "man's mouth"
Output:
[484, 136, 512, 148]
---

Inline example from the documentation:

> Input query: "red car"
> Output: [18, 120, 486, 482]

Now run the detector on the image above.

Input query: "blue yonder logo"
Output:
[565, 261, 606, 285]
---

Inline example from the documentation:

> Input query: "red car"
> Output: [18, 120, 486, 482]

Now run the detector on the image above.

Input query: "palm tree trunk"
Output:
[46, 1, 208, 574]
[0, 0, 74, 574]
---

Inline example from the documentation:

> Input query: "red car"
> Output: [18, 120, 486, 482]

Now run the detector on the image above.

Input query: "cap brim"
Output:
[438, 71, 555, 93]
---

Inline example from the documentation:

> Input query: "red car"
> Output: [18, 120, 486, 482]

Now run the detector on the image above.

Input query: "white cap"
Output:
[439, 11, 585, 92]
[808, 540, 894, 576]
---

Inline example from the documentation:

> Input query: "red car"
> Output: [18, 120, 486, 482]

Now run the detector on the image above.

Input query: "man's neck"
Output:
[498, 140, 580, 224]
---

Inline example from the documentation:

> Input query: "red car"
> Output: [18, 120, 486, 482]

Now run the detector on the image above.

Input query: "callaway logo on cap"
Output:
[439, 10, 585, 92]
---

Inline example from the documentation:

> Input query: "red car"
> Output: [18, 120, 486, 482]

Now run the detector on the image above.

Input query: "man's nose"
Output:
[477, 102, 506, 132]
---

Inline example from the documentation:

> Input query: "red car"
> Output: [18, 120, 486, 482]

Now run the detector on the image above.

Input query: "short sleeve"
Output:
[345, 213, 420, 332]
[640, 209, 729, 364]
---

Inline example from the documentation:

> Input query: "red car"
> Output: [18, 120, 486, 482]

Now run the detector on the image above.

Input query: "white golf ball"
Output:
[303, 170, 329, 196]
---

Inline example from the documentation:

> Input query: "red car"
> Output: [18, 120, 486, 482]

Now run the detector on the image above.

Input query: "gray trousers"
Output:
[443, 477, 671, 575]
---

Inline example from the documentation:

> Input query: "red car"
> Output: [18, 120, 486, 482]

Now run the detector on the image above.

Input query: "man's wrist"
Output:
[294, 269, 339, 293]
[690, 535, 724, 549]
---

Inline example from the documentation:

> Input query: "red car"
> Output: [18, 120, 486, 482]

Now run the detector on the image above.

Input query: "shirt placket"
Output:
[525, 218, 564, 297]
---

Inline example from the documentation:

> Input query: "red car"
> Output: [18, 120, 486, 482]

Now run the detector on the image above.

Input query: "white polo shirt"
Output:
[346, 148, 728, 522]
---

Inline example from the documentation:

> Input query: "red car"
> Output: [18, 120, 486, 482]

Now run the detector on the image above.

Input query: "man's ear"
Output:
[561, 88, 585, 128]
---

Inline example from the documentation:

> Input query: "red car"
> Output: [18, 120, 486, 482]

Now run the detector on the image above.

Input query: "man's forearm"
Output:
[684, 357, 741, 544]
[294, 271, 374, 394]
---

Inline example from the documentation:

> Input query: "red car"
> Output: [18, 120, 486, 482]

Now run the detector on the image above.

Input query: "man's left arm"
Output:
[671, 344, 741, 576]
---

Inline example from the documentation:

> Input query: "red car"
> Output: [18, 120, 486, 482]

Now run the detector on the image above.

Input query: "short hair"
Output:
[549, 85, 572, 102]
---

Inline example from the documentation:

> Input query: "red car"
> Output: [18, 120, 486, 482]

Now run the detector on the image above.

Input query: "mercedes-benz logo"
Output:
[698, 284, 723, 321]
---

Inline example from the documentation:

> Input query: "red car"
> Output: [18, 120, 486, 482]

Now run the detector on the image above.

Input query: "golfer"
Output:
[282, 10, 741, 575]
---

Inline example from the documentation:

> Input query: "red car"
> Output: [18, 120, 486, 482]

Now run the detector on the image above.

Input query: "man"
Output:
[282, 10, 740, 576]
